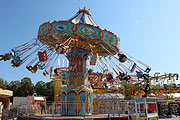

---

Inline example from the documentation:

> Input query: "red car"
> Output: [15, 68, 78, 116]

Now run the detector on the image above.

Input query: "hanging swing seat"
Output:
[12, 56, 21, 64]
[176, 74, 179, 80]
[69, 64, 76, 71]
[43, 70, 49, 76]
[0, 54, 11, 61]
[137, 71, 143, 79]
[54, 68, 59, 75]
[103, 83, 108, 88]
[88, 69, 93, 74]
[103, 69, 109, 74]
[142, 74, 149, 80]
[130, 63, 137, 73]
[11, 60, 21, 67]
[11, 49, 22, 65]
[11, 49, 20, 57]
[26, 64, 38, 73]
[144, 67, 151, 73]
[120, 74, 130, 81]
[4, 54, 11, 60]
[118, 53, 127, 63]
[31, 65, 38, 73]
[38, 63, 46, 70]
[90, 53, 98, 65]
[106, 73, 114, 83]
[118, 72, 126, 80]
[26, 65, 33, 71]
[38, 50, 48, 62]
[55, 44, 69, 54]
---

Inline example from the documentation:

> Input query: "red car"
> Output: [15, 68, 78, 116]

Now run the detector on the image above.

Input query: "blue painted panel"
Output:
[89, 94, 93, 103]
[68, 104, 76, 115]
[79, 92, 87, 102]
[90, 105, 92, 113]
[68, 92, 76, 102]
[62, 93, 66, 102]
[62, 106, 65, 114]
[79, 105, 87, 114]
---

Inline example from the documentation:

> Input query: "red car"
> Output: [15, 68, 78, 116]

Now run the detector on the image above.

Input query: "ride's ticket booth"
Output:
[136, 98, 158, 120]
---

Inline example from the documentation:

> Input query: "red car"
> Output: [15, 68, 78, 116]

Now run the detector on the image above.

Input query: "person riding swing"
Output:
[0, 53, 11, 61]
[117, 53, 127, 63]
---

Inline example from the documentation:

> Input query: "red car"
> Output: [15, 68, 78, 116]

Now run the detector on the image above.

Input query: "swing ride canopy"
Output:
[38, 8, 120, 56]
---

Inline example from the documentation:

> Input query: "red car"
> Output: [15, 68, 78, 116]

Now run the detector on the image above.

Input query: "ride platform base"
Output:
[18, 114, 129, 120]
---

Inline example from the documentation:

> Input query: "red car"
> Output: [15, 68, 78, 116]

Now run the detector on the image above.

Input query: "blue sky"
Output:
[0, 0, 180, 84]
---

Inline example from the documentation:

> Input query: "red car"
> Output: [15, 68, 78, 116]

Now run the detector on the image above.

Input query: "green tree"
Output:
[34, 81, 54, 101]
[8, 80, 20, 96]
[34, 81, 46, 96]
[44, 82, 54, 101]
[0, 78, 8, 89]
[19, 77, 34, 97]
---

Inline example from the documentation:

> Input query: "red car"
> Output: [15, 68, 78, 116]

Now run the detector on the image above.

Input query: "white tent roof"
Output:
[67, 8, 97, 26]
[94, 93, 124, 99]
[33, 96, 46, 101]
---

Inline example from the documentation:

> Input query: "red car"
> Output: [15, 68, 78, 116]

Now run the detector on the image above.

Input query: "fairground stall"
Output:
[0, 88, 13, 119]
[136, 98, 158, 120]
[0, 88, 13, 110]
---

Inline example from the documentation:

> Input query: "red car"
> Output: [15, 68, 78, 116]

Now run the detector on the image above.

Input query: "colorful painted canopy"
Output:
[38, 8, 120, 56]
[67, 8, 97, 26]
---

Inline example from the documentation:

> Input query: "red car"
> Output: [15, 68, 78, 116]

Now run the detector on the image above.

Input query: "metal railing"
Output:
[17, 102, 90, 116]
[93, 100, 136, 115]
[2, 100, 137, 119]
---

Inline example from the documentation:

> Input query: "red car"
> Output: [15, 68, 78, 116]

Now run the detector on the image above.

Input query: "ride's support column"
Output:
[61, 48, 93, 116]
[53, 78, 62, 102]
[66, 48, 89, 87]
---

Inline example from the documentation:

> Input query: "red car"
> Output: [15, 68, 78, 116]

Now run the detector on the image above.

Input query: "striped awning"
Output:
[0, 88, 13, 97]
[67, 8, 97, 26]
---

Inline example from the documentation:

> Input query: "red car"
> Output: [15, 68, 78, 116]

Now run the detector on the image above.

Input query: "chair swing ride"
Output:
[0, 7, 178, 116]
[0, 8, 151, 92]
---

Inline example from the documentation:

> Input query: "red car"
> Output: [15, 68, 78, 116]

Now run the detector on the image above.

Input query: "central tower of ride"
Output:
[37, 7, 119, 116]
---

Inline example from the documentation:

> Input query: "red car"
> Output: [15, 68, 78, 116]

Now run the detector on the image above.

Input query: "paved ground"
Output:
[7, 116, 180, 120]
[159, 116, 180, 120]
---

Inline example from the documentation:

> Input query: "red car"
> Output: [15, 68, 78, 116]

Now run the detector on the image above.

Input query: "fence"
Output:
[1, 100, 137, 119]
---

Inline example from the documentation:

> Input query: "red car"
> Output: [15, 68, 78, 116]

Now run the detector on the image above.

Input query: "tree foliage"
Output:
[0, 77, 54, 101]
[0, 78, 8, 89]
[43, 82, 54, 101]
[34, 81, 54, 101]
[19, 77, 34, 97]
[34, 80, 46, 96]
[8, 80, 20, 96]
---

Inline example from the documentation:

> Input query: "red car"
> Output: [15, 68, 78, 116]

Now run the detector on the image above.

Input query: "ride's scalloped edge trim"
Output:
[61, 87, 93, 93]
[38, 20, 119, 44]
[37, 21, 119, 56]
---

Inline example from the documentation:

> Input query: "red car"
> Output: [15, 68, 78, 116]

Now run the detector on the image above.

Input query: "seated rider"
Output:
[54, 68, 58, 75]
[118, 53, 127, 63]
[118, 72, 129, 81]
[136, 71, 143, 79]
[145, 67, 151, 73]
[55, 44, 69, 54]
[11, 59, 22, 67]
[26, 65, 33, 71]
[106, 73, 114, 83]
[0, 53, 11, 61]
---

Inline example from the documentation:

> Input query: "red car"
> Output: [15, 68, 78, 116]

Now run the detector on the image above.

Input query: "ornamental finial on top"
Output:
[78, 7, 90, 14]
